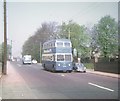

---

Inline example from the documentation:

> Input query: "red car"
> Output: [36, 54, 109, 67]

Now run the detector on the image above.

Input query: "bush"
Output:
[84, 63, 94, 69]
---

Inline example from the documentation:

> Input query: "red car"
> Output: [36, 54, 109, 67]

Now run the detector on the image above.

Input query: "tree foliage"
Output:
[22, 15, 118, 62]
[96, 15, 118, 57]
[60, 21, 91, 58]
[22, 22, 60, 62]
[0, 43, 11, 62]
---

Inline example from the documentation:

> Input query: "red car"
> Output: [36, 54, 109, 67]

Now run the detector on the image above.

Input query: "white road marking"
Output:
[61, 74, 65, 77]
[88, 82, 114, 92]
[17, 64, 21, 67]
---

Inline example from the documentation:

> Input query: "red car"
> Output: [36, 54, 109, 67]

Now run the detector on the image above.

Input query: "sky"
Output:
[0, 0, 118, 57]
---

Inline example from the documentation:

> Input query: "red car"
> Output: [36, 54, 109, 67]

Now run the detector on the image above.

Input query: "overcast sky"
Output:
[0, 0, 118, 57]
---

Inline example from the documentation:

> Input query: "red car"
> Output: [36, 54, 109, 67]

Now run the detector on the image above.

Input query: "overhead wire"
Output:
[69, 2, 102, 23]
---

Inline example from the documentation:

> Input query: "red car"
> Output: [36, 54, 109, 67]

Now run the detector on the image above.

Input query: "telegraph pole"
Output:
[40, 42, 42, 63]
[3, 0, 7, 75]
[68, 20, 71, 40]
[10, 40, 12, 60]
[68, 28, 70, 40]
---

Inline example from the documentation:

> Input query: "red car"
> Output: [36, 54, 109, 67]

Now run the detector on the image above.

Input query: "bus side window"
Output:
[53, 55, 55, 61]
[50, 56, 52, 61]
[50, 42, 52, 48]
[52, 42, 55, 47]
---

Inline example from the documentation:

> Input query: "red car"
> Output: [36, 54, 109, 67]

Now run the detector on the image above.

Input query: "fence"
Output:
[94, 58, 119, 74]
[80, 57, 119, 74]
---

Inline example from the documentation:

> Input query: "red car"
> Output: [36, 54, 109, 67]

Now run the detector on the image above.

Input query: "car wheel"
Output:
[68, 70, 72, 73]
[43, 64, 46, 70]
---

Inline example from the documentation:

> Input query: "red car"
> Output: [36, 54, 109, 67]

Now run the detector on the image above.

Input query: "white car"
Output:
[73, 63, 86, 73]
[22, 55, 32, 64]
[32, 59, 37, 64]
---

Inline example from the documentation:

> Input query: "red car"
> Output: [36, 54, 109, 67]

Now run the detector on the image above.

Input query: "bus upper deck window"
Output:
[64, 42, 70, 47]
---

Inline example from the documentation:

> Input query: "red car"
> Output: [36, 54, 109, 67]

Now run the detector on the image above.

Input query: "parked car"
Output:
[73, 62, 86, 73]
[32, 59, 37, 64]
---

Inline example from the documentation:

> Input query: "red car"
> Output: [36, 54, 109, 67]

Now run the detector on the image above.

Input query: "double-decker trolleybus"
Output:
[42, 39, 73, 72]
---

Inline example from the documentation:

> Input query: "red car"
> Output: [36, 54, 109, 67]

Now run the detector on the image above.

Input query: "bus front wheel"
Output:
[68, 70, 72, 73]
[66, 70, 72, 73]
[52, 65, 56, 73]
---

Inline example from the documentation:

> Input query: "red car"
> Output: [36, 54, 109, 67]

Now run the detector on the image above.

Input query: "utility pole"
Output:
[2, 0, 7, 75]
[40, 42, 42, 63]
[68, 28, 70, 40]
[68, 20, 72, 40]
[10, 40, 12, 60]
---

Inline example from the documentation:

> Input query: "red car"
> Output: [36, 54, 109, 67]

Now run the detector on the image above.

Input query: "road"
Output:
[9, 61, 118, 99]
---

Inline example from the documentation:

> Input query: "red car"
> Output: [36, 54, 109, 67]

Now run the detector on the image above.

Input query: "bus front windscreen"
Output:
[65, 55, 71, 61]
[57, 55, 64, 61]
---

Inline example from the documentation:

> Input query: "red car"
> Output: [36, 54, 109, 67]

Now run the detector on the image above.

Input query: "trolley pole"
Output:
[3, 0, 7, 75]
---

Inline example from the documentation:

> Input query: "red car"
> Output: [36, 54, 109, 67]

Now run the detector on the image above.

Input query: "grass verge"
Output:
[84, 63, 94, 69]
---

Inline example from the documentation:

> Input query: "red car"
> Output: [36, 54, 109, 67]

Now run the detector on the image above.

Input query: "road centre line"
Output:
[88, 82, 114, 92]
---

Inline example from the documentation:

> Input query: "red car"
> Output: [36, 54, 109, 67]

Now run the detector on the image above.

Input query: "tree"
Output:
[60, 21, 91, 58]
[22, 22, 60, 62]
[0, 43, 11, 62]
[96, 15, 118, 57]
[89, 24, 100, 58]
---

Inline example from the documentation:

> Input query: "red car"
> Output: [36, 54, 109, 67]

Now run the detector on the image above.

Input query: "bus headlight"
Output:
[68, 64, 71, 66]
[58, 64, 60, 66]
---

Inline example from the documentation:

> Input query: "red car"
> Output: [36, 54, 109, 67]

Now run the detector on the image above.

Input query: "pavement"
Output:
[0, 61, 37, 99]
[0, 61, 119, 99]
[0, 75, 2, 79]
[87, 69, 120, 79]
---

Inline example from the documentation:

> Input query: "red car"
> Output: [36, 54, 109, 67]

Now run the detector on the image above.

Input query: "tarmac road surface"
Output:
[1, 61, 119, 99]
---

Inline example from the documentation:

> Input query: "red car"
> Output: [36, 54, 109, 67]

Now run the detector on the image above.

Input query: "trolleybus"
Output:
[42, 39, 73, 72]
